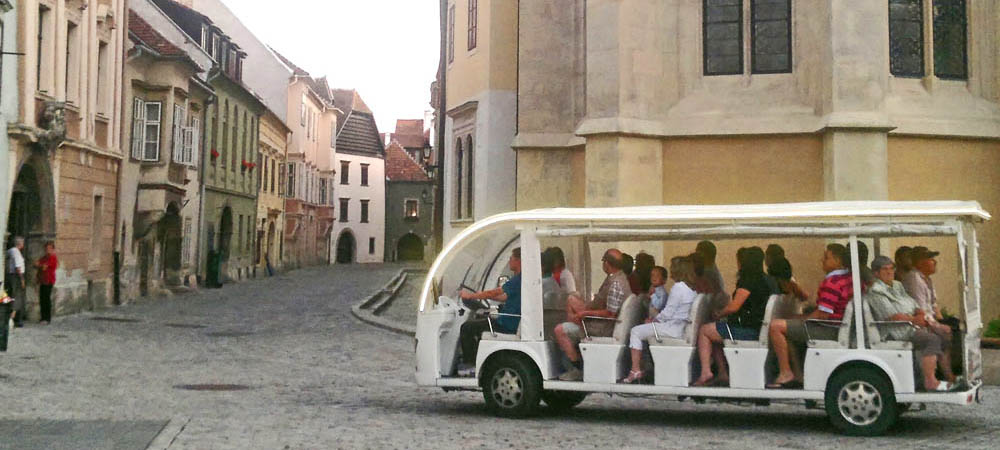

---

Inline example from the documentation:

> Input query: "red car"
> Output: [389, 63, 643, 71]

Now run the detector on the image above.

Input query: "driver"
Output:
[457, 248, 522, 374]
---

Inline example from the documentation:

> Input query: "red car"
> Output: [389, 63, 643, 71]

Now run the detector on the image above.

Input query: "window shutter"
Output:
[190, 117, 201, 166]
[278, 162, 286, 196]
[173, 105, 184, 163]
[131, 98, 145, 160]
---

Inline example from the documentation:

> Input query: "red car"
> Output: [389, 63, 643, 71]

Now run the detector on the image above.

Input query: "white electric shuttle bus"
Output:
[415, 201, 988, 435]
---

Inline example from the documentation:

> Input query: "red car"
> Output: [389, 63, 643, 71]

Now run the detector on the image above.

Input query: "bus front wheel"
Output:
[825, 366, 898, 436]
[481, 353, 542, 417]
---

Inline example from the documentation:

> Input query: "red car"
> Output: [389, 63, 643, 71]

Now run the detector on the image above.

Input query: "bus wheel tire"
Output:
[541, 390, 588, 412]
[825, 367, 898, 436]
[481, 354, 541, 417]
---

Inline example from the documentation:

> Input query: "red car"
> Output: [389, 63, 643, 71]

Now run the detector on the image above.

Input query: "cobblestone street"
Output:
[1, 264, 998, 449]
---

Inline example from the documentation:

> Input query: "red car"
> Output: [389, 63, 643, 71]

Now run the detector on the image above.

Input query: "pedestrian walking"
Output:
[0, 289, 13, 351]
[35, 241, 58, 324]
[5, 236, 26, 327]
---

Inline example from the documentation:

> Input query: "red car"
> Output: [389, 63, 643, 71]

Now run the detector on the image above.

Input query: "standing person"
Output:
[546, 246, 577, 294]
[696, 240, 725, 294]
[35, 241, 58, 324]
[0, 289, 13, 351]
[457, 248, 522, 374]
[903, 246, 943, 321]
[5, 237, 26, 327]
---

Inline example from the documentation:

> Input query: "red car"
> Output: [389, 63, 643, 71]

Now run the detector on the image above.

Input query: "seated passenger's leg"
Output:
[628, 323, 656, 374]
[459, 319, 491, 365]
[929, 323, 957, 383]
[911, 328, 946, 390]
[693, 322, 723, 385]
[565, 294, 586, 322]
[769, 319, 796, 384]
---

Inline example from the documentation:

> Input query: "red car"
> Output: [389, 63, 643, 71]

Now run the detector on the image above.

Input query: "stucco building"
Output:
[0, 0, 17, 289]
[503, 0, 1000, 320]
[256, 109, 289, 273]
[152, 0, 266, 285]
[440, 0, 517, 244]
[5, 0, 126, 317]
[120, 1, 213, 300]
[332, 89, 385, 264]
[384, 141, 434, 262]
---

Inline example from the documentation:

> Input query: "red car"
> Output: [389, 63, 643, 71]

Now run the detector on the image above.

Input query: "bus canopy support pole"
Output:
[518, 227, 545, 341]
[849, 233, 866, 349]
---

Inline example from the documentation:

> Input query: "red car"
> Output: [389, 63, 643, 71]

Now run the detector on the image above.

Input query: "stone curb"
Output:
[350, 269, 416, 337]
[145, 416, 190, 450]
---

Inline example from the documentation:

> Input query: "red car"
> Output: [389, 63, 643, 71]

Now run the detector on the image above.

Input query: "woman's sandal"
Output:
[766, 379, 803, 389]
[620, 370, 645, 384]
[691, 377, 714, 387]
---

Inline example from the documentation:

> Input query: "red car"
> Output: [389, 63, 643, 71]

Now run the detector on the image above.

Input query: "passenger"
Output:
[622, 253, 639, 294]
[849, 241, 874, 289]
[630, 252, 656, 295]
[457, 248, 522, 373]
[902, 246, 943, 321]
[767, 244, 853, 389]
[695, 240, 725, 294]
[866, 256, 957, 391]
[692, 247, 772, 387]
[622, 259, 697, 383]
[768, 256, 808, 317]
[894, 246, 914, 282]
[540, 250, 561, 300]
[555, 249, 630, 381]
[764, 244, 785, 272]
[546, 246, 578, 295]
[688, 252, 716, 294]
[647, 265, 670, 313]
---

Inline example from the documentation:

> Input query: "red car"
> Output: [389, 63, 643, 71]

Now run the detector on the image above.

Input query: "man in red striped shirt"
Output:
[767, 244, 854, 389]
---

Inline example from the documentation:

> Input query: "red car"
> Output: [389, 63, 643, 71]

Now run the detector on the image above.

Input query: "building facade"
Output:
[0, 0, 17, 288]
[256, 109, 288, 273]
[441, 0, 517, 244]
[5, 0, 126, 318]
[332, 89, 385, 264]
[509, 0, 1000, 320]
[384, 141, 434, 262]
[120, 1, 213, 301]
[273, 52, 337, 268]
[153, 0, 266, 284]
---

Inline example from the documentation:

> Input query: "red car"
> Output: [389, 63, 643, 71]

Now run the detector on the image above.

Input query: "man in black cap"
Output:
[902, 246, 942, 321]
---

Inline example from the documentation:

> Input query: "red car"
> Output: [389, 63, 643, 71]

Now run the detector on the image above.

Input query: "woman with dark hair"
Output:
[546, 246, 577, 294]
[630, 252, 655, 295]
[692, 246, 774, 387]
[894, 246, 913, 282]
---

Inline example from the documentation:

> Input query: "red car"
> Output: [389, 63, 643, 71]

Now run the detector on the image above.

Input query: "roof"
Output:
[129, 10, 191, 60]
[336, 110, 384, 157]
[385, 142, 431, 183]
[393, 119, 428, 149]
[270, 47, 333, 105]
[332, 88, 372, 117]
[270, 47, 309, 76]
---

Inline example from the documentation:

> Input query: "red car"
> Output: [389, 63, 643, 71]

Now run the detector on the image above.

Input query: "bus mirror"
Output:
[497, 275, 510, 287]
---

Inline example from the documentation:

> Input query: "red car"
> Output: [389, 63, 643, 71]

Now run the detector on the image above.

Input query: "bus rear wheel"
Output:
[481, 354, 542, 417]
[825, 366, 898, 436]
[541, 390, 588, 412]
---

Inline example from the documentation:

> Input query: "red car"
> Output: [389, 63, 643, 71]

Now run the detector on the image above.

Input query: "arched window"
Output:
[465, 135, 474, 218]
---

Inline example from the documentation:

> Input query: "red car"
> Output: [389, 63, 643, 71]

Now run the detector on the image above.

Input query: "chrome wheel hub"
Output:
[491, 368, 523, 409]
[837, 380, 883, 426]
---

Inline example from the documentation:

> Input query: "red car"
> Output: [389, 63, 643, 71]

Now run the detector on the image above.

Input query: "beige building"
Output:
[256, 110, 289, 273]
[441, 0, 518, 243]
[499, 1, 1000, 320]
[5, 0, 126, 315]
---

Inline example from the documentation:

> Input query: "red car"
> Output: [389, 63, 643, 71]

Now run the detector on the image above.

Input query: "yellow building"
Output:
[256, 110, 289, 273]
[441, 0, 518, 243]
[482, 1, 1000, 320]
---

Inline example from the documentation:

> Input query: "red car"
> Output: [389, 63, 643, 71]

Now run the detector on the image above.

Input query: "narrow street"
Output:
[1, 264, 998, 449]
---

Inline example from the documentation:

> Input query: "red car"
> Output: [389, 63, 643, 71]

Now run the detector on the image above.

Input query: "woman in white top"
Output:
[546, 247, 577, 295]
[621, 257, 699, 383]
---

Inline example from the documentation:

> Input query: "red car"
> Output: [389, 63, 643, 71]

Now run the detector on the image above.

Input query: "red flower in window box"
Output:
[241, 160, 256, 172]
[211, 149, 220, 159]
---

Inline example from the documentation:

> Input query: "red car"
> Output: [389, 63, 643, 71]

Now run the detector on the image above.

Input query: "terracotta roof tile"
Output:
[129, 10, 188, 59]
[393, 119, 428, 149]
[385, 142, 432, 183]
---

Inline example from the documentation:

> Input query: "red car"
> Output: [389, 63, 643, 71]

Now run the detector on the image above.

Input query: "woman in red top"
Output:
[35, 241, 58, 324]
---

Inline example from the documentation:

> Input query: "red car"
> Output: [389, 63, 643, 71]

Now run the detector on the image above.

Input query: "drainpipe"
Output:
[197, 70, 221, 285]
[434, 0, 447, 254]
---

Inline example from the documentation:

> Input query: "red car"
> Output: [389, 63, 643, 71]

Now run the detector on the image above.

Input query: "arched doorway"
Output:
[335, 230, 356, 264]
[266, 221, 276, 268]
[396, 233, 424, 261]
[159, 202, 183, 286]
[218, 207, 233, 263]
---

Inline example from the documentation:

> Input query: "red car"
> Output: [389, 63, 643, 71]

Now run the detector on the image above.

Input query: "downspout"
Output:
[434, 0, 447, 254]
[197, 69, 221, 284]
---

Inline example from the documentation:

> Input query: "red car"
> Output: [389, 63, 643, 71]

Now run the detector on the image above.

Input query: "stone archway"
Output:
[218, 207, 233, 263]
[6, 155, 56, 318]
[159, 202, 183, 286]
[335, 230, 356, 264]
[266, 221, 276, 268]
[396, 233, 424, 261]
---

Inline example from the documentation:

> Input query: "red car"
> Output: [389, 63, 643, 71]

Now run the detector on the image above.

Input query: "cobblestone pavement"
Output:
[1, 264, 998, 449]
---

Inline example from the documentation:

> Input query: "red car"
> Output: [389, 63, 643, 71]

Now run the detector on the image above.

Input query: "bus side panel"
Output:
[476, 340, 560, 380]
[416, 301, 466, 385]
[803, 349, 916, 394]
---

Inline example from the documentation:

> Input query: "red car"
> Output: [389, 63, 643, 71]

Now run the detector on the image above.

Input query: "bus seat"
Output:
[862, 301, 914, 351]
[647, 293, 708, 386]
[807, 302, 855, 349]
[648, 293, 708, 347]
[724, 295, 781, 348]
[578, 294, 641, 383]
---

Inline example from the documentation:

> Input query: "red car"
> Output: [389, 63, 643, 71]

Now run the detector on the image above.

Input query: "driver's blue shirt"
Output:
[496, 273, 522, 333]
